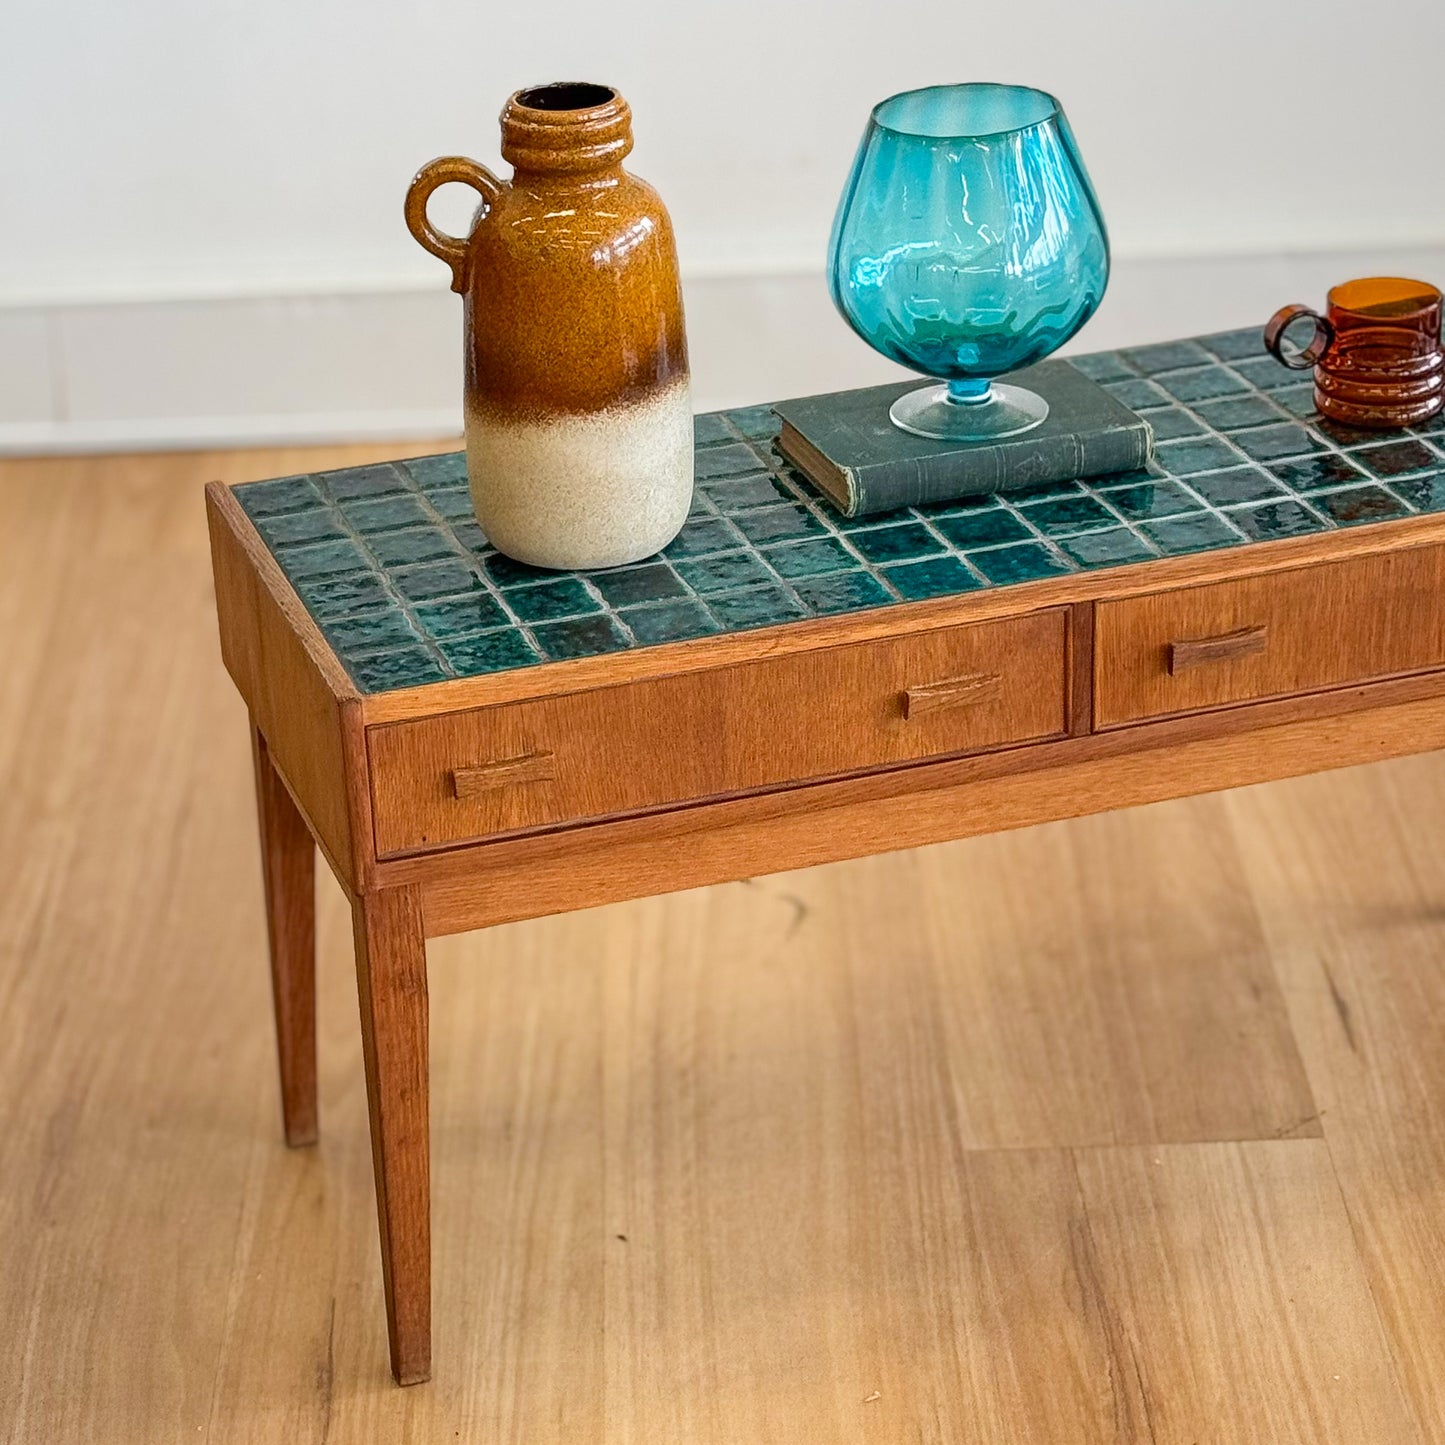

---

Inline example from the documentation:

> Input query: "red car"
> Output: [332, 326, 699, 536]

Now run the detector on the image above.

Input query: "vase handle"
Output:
[404, 156, 502, 295]
[1263, 304, 1334, 370]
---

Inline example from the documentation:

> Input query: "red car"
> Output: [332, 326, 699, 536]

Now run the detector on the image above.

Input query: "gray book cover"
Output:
[773, 360, 1154, 518]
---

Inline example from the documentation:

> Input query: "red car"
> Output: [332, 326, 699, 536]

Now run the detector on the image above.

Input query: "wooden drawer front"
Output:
[368, 610, 1068, 855]
[1095, 546, 1445, 727]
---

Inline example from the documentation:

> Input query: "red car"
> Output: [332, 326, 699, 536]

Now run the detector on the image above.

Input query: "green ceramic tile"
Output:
[325, 464, 407, 502]
[1140, 511, 1243, 555]
[676, 550, 776, 595]
[1310, 484, 1411, 527]
[1354, 439, 1440, 478]
[438, 628, 542, 674]
[1413, 410, 1445, 436]
[619, 598, 720, 643]
[835, 503, 917, 531]
[296, 572, 393, 620]
[239, 475, 322, 516]
[1103, 377, 1172, 410]
[1156, 366, 1250, 404]
[663, 516, 743, 559]
[725, 404, 781, 440]
[348, 647, 448, 691]
[845, 521, 947, 563]
[762, 536, 857, 578]
[506, 577, 602, 622]
[729, 503, 827, 545]
[1391, 473, 1445, 510]
[1144, 407, 1207, 441]
[1059, 527, 1158, 568]
[402, 453, 469, 491]
[695, 442, 765, 481]
[324, 607, 421, 656]
[789, 571, 893, 614]
[1121, 339, 1214, 373]
[1222, 498, 1325, 541]
[365, 527, 459, 568]
[1272, 383, 1318, 419]
[587, 563, 688, 608]
[693, 413, 737, 446]
[932, 509, 1033, 550]
[1228, 355, 1297, 391]
[881, 556, 982, 599]
[1268, 455, 1367, 493]
[1311, 417, 1379, 448]
[1184, 466, 1287, 507]
[1015, 493, 1120, 536]
[410, 593, 510, 638]
[1101, 480, 1200, 522]
[1154, 436, 1245, 476]
[703, 473, 798, 512]
[257, 508, 346, 547]
[1229, 423, 1326, 464]
[966, 542, 1073, 584]
[341, 492, 432, 532]
[276, 536, 371, 579]
[390, 559, 484, 601]
[533, 614, 629, 661]
[428, 487, 476, 523]
[451, 520, 488, 554]
[706, 585, 807, 629]
[1190, 395, 1285, 432]
[482, 552, 557, 588]
[1006, 477, 1084, 502]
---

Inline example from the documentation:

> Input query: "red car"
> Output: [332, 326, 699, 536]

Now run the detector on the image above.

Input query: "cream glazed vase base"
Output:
[466, 380, 696, 571]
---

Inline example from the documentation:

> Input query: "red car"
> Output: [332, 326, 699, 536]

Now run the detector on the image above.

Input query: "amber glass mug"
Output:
[1264, 277, 1444, 429]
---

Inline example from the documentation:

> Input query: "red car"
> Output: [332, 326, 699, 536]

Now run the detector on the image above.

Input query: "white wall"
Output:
[3, 0, 1444, 447]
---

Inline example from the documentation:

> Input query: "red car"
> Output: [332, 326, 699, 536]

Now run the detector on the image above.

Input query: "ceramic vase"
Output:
[406, 82, 693, 570]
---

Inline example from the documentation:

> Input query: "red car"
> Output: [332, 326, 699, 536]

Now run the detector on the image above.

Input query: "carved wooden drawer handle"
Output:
[451, 751, 555, 798]
[1168, 625, 1269, 675]
[902, 672, 1001, 719]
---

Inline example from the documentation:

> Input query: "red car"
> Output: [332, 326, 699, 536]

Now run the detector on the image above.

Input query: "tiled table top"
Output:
[235, 328, 1445, 694]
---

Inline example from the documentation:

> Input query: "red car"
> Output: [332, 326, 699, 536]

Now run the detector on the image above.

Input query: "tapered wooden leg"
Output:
[250, 721, 318, 1148]
[352, 885, 431, 1386]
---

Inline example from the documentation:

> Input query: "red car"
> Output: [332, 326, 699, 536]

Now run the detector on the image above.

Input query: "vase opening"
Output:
[516, 82, 617, 113]
[872, 83, 1059, 141]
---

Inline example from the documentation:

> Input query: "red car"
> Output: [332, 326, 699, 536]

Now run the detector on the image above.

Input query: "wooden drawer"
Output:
[1095, 545, 1445, 727]
[368, 610, 1068, 855]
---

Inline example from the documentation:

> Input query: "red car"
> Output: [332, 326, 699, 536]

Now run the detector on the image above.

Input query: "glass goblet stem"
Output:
[946, 379, 994, 406]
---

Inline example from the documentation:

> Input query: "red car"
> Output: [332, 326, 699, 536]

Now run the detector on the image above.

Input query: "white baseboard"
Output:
[4, 244, 1443, 454]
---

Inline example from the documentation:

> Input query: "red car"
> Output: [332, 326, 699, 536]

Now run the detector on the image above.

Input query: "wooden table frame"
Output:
[206, 479, 1445, 1385]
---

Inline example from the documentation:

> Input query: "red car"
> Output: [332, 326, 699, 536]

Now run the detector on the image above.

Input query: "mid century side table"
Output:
[207, 328, 1445, 1385]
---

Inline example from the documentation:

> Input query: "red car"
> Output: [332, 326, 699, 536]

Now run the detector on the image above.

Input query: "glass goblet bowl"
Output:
[828, 83, 1109, 442]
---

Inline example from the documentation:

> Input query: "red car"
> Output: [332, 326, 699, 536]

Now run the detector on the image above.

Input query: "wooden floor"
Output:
[3, 442, 1445, 1444]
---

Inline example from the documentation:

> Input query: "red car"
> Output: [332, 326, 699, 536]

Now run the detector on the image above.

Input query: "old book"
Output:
[773, 360, 1153, 517]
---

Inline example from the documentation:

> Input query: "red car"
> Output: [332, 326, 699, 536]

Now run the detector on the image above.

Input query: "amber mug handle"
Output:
[404, 156, 502, 295]
[1263, 303, 1335, 371]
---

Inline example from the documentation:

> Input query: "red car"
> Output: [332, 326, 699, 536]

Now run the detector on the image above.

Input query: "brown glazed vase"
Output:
[405, 82, 692, 569]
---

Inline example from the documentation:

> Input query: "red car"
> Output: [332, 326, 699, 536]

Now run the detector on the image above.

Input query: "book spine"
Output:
[849, 423, 1152, 514]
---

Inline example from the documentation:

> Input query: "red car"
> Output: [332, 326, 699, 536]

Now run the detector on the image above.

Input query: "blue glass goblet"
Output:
[828, 83, 1109, 441]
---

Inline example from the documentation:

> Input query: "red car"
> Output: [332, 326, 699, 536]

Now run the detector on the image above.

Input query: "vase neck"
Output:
[500, 83, 633, 177]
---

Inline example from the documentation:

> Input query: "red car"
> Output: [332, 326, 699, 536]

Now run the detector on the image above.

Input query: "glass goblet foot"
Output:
[887, 378, 1049, 442]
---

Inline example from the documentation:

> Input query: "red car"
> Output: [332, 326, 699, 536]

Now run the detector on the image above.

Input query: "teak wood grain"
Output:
[250, 721, 318, 1147]
[202, 459, 1445, 1392]
[206, 482, 365, 891]
[1095, 543, 1445, 726]
[366, 610, 1068, 855]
